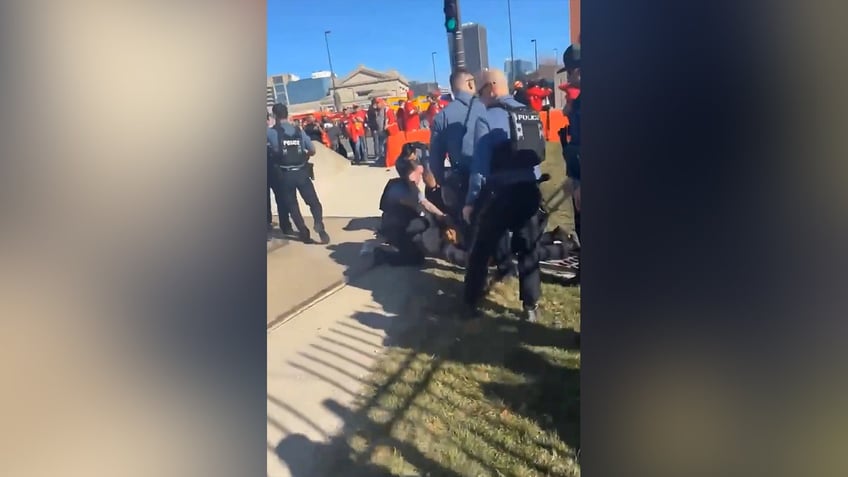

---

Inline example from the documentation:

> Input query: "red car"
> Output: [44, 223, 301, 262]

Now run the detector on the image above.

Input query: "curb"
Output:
[267, 260, 377, 333]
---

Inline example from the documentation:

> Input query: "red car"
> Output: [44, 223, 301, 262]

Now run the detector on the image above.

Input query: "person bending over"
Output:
[374, 145, 449, 266]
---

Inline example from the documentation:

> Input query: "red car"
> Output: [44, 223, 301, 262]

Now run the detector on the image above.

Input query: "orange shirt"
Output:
[402, 101, 420, 131]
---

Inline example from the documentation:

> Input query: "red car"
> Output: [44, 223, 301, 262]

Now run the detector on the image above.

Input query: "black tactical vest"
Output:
[490, 104, 546, 173]
[271, 124, 307, 167]
[379, 178, 420, 239]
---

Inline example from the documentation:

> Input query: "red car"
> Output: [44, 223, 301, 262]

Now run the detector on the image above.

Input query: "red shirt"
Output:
[347, 117, 365, 141]
[402, 101, 420, 131]
[426, 101, 442, 124]
[526, 86, 551, 112]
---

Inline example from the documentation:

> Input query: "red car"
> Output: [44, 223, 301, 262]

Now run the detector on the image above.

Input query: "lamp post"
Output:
[531, 39, 538, 71]
[324, 30, 341, 111]
[431, 51, 438, 87]
[507, 0, 515, 84]
[554, 48, 559, 66]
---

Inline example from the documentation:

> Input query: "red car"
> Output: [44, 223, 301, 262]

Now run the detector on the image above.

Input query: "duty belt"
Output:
[278, 163, 306, 171]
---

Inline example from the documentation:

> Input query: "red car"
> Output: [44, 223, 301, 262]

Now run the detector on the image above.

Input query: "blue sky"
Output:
[267, 0, 571, 85]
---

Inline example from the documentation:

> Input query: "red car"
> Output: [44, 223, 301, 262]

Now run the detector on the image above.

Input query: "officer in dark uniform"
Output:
[374, 144, 450, 267]
[268, 103, 330, 244]
[267, 112, 294, 238]
[558, 43, 581, 242]
[463, 69, 546, 322]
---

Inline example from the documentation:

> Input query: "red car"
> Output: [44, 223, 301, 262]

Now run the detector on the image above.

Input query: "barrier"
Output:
[385, 128, 431, 168]
[540, 109, 569, 142]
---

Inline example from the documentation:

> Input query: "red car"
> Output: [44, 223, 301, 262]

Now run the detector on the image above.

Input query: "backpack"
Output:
[491, 104, 546, 172]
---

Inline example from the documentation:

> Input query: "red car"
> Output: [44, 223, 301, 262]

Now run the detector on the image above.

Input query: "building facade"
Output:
[447, 23, 489, 75]
[285, 65, 411, 114]
[267, 73, 331, 105]
[505, 59, 534, 81]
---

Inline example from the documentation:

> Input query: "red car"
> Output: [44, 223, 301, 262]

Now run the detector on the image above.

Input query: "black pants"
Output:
[465, 182, 542, 308]
[268, 163, 292, 230]
[280, 166, 325, 235]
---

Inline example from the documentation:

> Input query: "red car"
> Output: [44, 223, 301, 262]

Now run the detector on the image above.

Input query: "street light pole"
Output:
[554, 48, 559, 66]
[324, 30, 341, 111]
[431, 51, 438, 87]
[507, 0, 515, 84]
[531, 39, 538, 71]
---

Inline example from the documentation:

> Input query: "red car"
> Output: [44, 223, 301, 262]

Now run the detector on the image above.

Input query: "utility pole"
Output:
[554, 48, 559, 66]
[507, 0, 515, 84]
[431, 51, 438, 86]
[531, 39, 538, 71]
[324, 30, 341, 111]
[444, 0, 465, 71]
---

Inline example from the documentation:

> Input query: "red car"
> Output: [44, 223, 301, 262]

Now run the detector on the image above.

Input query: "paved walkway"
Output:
[267, 267, 424, 477]
[266, 145, 422, 476]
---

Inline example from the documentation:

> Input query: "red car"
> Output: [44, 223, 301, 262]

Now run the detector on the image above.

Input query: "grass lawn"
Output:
[323, 142, 580, 477]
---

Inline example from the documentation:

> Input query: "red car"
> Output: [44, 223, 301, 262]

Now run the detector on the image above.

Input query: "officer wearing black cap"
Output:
[268, 103, 330, 244]
[374, 143, 449, 266]
[558, 42, 581, 242]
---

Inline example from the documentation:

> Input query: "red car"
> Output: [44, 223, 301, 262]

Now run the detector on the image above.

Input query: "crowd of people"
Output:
[371, 40, 583, 323]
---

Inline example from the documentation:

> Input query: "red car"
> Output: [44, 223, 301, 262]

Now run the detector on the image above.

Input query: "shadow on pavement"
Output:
[272, 218, 580, 476]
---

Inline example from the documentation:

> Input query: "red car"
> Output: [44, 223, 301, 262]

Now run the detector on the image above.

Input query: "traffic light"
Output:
[444, 0, 459, 33]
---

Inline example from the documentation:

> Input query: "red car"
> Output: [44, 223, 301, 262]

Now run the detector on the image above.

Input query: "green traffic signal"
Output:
[445, 17, 457, 31]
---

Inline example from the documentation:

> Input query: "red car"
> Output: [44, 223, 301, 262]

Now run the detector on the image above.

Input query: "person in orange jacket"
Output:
[347, 114, 366, 164]
[401, 90, 420, 132]
[525, 81, 553, 112]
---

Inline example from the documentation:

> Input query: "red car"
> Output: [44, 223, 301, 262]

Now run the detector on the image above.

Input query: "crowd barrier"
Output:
[385, 128, 431, 168]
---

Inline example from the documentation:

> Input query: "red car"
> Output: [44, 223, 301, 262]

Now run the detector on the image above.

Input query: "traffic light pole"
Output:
[444, 0, 465, 71]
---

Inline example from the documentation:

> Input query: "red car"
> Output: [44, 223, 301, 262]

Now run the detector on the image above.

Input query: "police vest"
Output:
[378, 178, 420, 238]
[271, 125, 308, 167]
[490, 104, 545, 173]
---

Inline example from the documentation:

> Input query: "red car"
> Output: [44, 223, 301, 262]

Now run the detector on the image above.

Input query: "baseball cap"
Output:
[557, 43, 581, 74]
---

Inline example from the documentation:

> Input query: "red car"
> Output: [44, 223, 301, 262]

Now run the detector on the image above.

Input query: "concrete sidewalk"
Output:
[266, 267, 425, 477]
[267, 217, 379, 327]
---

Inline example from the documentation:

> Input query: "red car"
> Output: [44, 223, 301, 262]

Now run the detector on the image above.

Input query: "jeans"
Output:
[373, 131, 386, 161]
[352, 138, 366, 163]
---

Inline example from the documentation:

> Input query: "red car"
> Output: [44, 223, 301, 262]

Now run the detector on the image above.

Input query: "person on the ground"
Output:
[462, 68, 546, 322]
[401, 90, 420, 132]
[558, 43, 581, 243]
[346, 112, 366, 164]
[268, 103, 330, 244]
[525, 81, 553, 112]
[375, 146, 576, 268]
[267, 112, 295, 238]
[428, 67, 488, 232]
[374, 144, 450, 267]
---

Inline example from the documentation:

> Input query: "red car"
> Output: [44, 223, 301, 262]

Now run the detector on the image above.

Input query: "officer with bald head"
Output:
[462, 68, 547, 322]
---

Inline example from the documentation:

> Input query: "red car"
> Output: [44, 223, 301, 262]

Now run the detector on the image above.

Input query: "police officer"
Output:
[558, 43, 581, 242]
[267, 112, 294, 238]
[374, 144, 449, 267]
[463, 69, 546, 322]
[428, 67, 487, 227]
[268, 103, 330, 244]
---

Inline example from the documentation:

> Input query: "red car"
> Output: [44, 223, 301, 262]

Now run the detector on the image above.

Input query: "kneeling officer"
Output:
[268, 103, 330, 244]
[463, 69, 546, 322]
